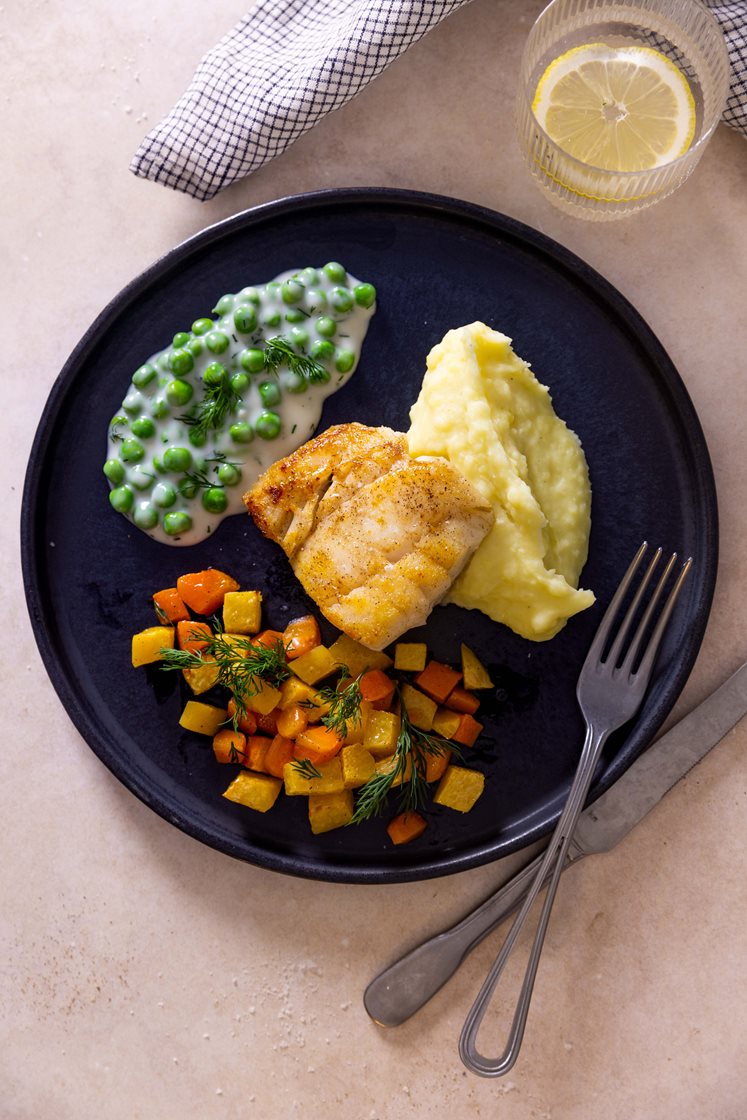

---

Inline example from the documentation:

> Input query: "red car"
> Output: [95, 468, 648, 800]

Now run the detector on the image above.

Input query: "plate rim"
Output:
[21, 186, 719, 883]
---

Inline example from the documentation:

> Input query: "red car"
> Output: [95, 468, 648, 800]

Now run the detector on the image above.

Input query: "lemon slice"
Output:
[532, 43, 696, 172]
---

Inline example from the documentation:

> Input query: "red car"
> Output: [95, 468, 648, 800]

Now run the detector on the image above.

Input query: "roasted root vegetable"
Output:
[212, 728, 247, 764]
[179, 701, 227, 736]
[452, 713, 483, 748]
[461, 644, 494, 690]
[308, 790, 354, 834]
[399, 683, 437, 731]
[283, 615, 321, 660]
[289, 645, 338, 686]
[445, 686, 481, 715]
[294, 725, 345, 766]
[327, 633, 392, 676]
[176, 620, 212, 654]
[132, 626, 174, 667]
[223, 771, 282, 812]
[393, 643, 427, 672]
[414, 660, 462, 704]
[283, 757, 345, 796]
[359, 669, 395, 710]
[222, 590, 262, 634]
[152, 588, 190, 624]
[387, 811, 427, 845]
[433, 765, 485, 812]
[340, 744, 376, 789]
[176, 569, 240, 615]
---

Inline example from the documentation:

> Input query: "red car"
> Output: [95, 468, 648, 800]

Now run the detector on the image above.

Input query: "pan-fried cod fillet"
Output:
[245, 423, 494, 650]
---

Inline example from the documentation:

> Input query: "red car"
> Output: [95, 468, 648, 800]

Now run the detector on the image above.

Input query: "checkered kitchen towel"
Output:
[130, 0, 747, 202]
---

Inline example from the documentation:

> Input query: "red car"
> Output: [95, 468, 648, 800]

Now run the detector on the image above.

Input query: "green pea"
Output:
[290, 326, 309, 351]
[281, 278, 305, 305]
[237, 287, 261, 305]
[301, 267, 320, 285]
[131, 417, 156, 439]
[130, 468, 154, 492]
[133, 501, 159, 530]
[173, 331, 190, 348]
[316, 315, 336, 338]
[133, 363, 157, 388]
[229, 421, 254, 444]
[213, 294, 234, 315]
[335, 349, 356, 373]
[166, 378, 194, 406]
[240, 348, 266, 374]
[330, 287, 354, 314]
[163, 511, 192, 536]
[323, 262, 347, 283]
[306, 288, 327, 311]
[203, 362, 228, 388]
[259, 380, 281, 408]
[187, 338, 204, 357]
[103, 458, 125, 485]
[217, 462, 242, 486]
[152, 455, 167, 474]
[158, 354, 171, 372]
[311, 339, 335, 362]
[120, 438, 145, 463]
[231, 372, 250, 394]
[192, 318, 214, 336]
[178, 477, 198, 500]
[202, 487, 228, 513]
[266, 281, 281, 296]
[188, 427, 207, 448]
[163, 447, 193, 472]
[234, 305, 258, 333]
[123, 394, 142, 416]
[285, 373, 307, 394]
[110, 413, 128, 431]
[263, 309, 282, 329]
[109, 485, 134, 513]
[206, 331, 230, 354]
[285, 307, 307, 324]
[256, 411, 281, 440]
[150, 398, 170, 420]
[152, 482, 177, 508]
[354, 282, 376, 309]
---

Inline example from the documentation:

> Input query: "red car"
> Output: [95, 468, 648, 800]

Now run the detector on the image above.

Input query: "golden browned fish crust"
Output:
[245, 423, 493, 650]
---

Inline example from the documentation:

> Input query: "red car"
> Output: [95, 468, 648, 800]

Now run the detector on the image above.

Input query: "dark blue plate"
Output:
[21, 189, 717, 883]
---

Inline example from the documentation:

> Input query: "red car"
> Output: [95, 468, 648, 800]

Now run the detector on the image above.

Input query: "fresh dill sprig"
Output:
[160, 626, 290, 720]
[313, 672, 364, 740]
[291, 758, 323, 780]
[178, 379, 241, 442]
[263, 336, 329, 386]
[349, 688, 459, 824]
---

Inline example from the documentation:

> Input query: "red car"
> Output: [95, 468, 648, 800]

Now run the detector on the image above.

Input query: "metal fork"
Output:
[459, 541, 692, 1077]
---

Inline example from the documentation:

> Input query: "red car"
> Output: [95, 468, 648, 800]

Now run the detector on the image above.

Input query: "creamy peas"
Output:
[104, 264, 376, 546]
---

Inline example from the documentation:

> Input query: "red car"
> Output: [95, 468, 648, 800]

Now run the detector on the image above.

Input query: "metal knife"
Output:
[364, 659, 747, 1028]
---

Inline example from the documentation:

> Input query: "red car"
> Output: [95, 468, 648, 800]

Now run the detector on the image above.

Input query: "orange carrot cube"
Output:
[386, 812, 427, 846]
[245, 735, 272, 772]
[452, 713, 483, 748]
[226, 698, 258, 737]
[276, 703, 309, 739]
[445, 686, 480, 715]
[176, 620, 213, 654]
[176, 569, 239, 615]
[283, 615, 321, 660]
[294, 725, 345, 766]
[359, 669, 396, 710]
[415, 660, 462, 704]
[212, 728, 247, 765]
[153, 587, 190, 624]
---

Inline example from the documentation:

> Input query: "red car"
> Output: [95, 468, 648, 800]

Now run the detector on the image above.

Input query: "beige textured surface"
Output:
[4, 0, 747, 1116]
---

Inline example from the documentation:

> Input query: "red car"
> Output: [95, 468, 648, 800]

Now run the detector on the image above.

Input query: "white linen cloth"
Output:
[130, 0, 747, 201]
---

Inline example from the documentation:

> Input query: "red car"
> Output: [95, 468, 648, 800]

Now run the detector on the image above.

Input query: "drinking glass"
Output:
[515, 0, 731, 219]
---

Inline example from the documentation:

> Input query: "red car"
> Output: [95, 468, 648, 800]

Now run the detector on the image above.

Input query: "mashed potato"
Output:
[407, 322, 594, 641]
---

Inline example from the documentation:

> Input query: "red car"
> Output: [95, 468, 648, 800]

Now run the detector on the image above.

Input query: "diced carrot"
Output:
[415, 660, 462, 704]
[153, 587, 190, 624]
[386, 812, 427, 846]
[358, 669, 396, 710]
[425, 748, 451, 783]
[176, 569, 240, 615]
[445, 686, 480, 715]
[226, 698, 258, 736]
[276, 703, 309, 739]
[264, 734, 296, 778]
[245, 735, 272, 772]
[253, 628, 286, 650]
[452, 713, 483, 748]
[176, 620, 213, 654]
[283, 615, 321, 660]
[255, 709, 279, 736]
[212, 728, 247, 765]
[294, 725, 345, 766]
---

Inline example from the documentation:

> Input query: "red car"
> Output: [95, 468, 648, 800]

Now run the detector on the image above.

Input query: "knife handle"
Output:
[364, 850, 580, 1027]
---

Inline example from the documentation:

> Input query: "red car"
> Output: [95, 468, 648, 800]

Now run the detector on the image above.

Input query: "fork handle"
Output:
[459, 724, 608, 1077]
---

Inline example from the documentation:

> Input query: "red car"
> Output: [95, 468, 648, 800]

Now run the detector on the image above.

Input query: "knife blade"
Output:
[364, 659, 747, 1027]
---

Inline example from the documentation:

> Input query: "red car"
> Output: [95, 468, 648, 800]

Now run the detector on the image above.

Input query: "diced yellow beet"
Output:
[394, 642, 428, 672]
[340, 744, 376, 789]
[131, 626, 174, 667]
[283, 757, 345, 796]
[222, 591, 262, 635]
[244, 680, 281, 715]
[400, 683, 437, 731]
[223, 771, 282, 812]
[425, 747, 451, 783]
[461, 644, 494, 690]
[340, 699, 371, 746]
[279, 677, 318, 709]
[308, 789, 354, 834]
[182, 658, 220, 695]
[289, 645, 337, 685]
[432, 706, 462, 740]
[179, 700, 227, 736]
[221, 632, 251, 652]
[374, 754, 413, 788]
[327, 633, 392, 676]
[433, 765, 485, 812]
[363, 710, 401, 758]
